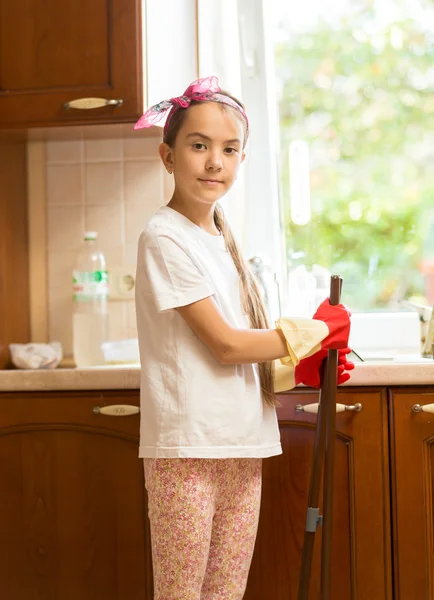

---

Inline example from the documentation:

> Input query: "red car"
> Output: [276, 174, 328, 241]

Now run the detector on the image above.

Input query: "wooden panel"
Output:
[1, 0, 109, 90]
[0, 390, 153, 600]
[245, 387, 392, 600]
[389, 388, 434, 600]
[0, 138, 29, 368]
[0, 0, 143, 127]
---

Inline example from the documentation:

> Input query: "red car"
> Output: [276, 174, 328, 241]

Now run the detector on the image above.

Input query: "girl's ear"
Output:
[241, 151, 246, 163]
[159, 142, 174, 174]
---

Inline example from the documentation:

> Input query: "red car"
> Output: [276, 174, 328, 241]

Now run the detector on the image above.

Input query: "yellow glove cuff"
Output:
[274, 359, 296, 393]
[275, 317, 329, 367]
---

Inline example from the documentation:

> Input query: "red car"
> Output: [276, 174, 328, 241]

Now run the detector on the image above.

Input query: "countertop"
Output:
[1, 360, 434, 392]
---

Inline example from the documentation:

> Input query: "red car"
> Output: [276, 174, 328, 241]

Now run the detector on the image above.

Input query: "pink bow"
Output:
[133, 76, 248, 139]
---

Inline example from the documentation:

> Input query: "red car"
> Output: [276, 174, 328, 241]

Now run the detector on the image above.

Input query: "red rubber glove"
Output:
[312, 298, 351, 350]
[295, 347, 355, 388]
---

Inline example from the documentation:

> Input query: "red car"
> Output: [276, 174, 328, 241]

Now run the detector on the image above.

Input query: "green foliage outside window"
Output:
[275, 0, 434, 309]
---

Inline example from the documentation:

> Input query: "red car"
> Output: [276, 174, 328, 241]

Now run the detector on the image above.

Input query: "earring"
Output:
[167, 167, 172, 174]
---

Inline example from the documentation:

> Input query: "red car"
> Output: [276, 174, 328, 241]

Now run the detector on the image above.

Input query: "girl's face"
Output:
[162, 102, 246, 206]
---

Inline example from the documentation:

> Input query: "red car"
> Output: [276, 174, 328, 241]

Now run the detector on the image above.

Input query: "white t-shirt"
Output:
[135, 205, 282, 459]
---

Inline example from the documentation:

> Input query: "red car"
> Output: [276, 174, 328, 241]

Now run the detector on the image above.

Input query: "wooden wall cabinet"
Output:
[0, 0, 144, 128]
[0, 0, 199, 129]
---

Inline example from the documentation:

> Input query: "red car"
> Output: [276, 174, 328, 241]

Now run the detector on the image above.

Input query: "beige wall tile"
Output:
[126, 324, 138, 339]
[46, 164, 83, 205]
[124, 160, 162, 203]
[47, 251, 76, 291]
[46, 140, 83, 164]
[41, 134, 165, 348]
[126, 302, 137, 330]
[107, 302, 127, 341]
[102, 245, 125, 268]
[48, 288, 73, 355]
[125, 282, 138, 339]
[125, 242, 139, 266]
[85, 162, 122, 205]
[125, 202, 161, 251]
[84, 138, 122, 162]
[123, 136, 161, 159]
[85, 203, 124, 248]
[125, 302, 137, 340]
[47, 206, 84, 251]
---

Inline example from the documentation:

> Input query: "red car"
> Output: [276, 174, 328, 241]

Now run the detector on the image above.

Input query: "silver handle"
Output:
[64, 97, 123, 110]
[295, 402, 363, 414]
[412, 403, 434, 414]
[93, 404, 140, 416]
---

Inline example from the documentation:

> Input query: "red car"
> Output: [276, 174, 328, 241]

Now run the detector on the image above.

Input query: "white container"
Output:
[72, 232, 109, 367]
[101, 339, 140, 365]
[349, 312, 421, 359]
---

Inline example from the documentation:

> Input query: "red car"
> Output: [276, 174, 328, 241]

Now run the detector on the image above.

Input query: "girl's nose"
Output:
[206, 153, 223, 170]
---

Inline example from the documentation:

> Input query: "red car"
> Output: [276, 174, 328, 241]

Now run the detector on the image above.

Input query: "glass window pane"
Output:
[273, 0, 434, 312]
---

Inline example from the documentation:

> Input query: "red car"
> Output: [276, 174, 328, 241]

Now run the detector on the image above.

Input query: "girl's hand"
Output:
[312, 299, 351, 350]
[295, 347, 355, 388]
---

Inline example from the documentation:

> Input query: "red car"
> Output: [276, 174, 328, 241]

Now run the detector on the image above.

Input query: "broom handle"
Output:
[321, 275, 342, 599]
[297, 275, 342, 600]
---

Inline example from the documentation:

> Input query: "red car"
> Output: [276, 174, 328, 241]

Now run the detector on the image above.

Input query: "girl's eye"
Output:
[192, 143, 206, 150]
[224, 147, 238, 155]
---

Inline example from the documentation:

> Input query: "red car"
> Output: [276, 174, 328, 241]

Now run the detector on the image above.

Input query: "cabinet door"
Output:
[389, 388, 434, 600]
[244, 388, 392, 600]
[0, 137, 29, 368]
[0, 0, 143, 128]
[0, 390, 152, 600]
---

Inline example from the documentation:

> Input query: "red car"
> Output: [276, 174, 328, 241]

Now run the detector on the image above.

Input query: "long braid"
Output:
[214, 204, 276, 407]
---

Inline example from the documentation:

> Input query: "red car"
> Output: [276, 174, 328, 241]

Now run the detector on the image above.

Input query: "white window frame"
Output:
[197, 0, 286, 319]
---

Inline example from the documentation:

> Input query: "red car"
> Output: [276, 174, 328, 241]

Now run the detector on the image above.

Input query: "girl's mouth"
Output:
[199, 179, 223, 186]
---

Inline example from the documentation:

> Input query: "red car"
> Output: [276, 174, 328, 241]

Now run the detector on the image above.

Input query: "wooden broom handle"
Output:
[329, 274, 342, 306]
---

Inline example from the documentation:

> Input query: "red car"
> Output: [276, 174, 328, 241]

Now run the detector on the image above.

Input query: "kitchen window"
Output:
[274, 0, 434, 315]
[230, 0, 434, 325]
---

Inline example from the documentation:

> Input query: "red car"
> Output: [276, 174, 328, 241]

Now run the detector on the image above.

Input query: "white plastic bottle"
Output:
[72, 232, 109, 367]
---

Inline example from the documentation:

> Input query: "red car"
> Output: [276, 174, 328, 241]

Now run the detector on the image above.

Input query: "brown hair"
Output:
[164, 93, 276, 407]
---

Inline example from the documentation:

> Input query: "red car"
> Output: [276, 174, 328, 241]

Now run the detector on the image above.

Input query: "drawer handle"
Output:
[93, 404, 140, 416]
[64, 97, 123, 110]
[295, 402, 363, 414]
[412, 403, 434, 414]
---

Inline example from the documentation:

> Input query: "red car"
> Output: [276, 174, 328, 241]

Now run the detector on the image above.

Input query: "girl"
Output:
[134, 76, 353, 600]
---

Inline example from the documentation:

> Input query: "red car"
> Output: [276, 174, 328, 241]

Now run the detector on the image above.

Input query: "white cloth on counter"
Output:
[9, 342, 63, 369]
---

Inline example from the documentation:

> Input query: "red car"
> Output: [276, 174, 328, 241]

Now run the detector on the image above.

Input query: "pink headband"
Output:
[133, 76, 249, 141]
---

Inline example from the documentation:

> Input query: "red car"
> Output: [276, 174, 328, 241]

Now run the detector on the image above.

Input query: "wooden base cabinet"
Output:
[2, 385, 434, 599]
[245, 388, 393, 600]
[0, 390, 152, 600]
[389, 388, 434, 600]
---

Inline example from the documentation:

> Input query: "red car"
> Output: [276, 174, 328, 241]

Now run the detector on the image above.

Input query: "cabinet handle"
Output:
[412, 403, 434, 414]
[63, 97, 123, 110]
[295, 403, 363, 414]
[93, 404, 140, 416]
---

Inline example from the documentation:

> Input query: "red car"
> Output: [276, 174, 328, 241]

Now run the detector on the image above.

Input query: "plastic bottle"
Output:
[72, 232, 109, 367]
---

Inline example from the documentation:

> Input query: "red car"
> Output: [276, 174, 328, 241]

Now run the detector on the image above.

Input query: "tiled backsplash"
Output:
[44, 133, 172, 357]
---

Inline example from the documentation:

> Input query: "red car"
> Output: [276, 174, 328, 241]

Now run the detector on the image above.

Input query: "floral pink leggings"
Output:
[143, 457, 262, 600]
